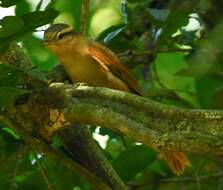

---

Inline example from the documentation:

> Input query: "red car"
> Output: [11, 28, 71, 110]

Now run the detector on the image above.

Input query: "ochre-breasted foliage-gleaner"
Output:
[43, 23, 190, 175]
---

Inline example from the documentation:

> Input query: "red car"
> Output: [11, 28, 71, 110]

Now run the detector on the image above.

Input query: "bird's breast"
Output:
[59, 52, 108, 86]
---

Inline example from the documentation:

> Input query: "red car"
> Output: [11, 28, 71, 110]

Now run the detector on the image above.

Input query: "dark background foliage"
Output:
[0, 0, 223, 189]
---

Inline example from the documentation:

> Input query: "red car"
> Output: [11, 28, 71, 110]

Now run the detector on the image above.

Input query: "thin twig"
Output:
[118, 48, 192, 58]
[9, 144, 27, 190]
[80, 0, 90, 35]
[38, 160, 54, 190]
[127, 172, 223, 188]
[163, 172, 223, 183]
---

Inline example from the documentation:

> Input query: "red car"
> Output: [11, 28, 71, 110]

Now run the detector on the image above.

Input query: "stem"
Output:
[118, 48, 192, 58]
[80, 0, 90, 35]
[38, 161, 54, 190]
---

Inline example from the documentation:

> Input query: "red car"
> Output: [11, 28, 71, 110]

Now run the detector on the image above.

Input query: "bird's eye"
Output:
[58, 33, 64, 40]
[57, 31, 75, 40]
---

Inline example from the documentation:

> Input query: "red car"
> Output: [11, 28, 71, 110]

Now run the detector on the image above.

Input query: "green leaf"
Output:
[40, 156, 87, 190]
[196, 75, 223, 108]
[0, 64, 25, 87]
[0, 10, 59, 52]
[51, 136, 63, 149]
[0, 87, 27, 109]
[0, 134, 6, 146]
[2, 128, 20, 140]
[35, 0, 43, 11]
[22, 35, 57, 70]
[105, 138, 124, 159]
[0, 64, 20, 75]
[15, 0, 31, 16]
[45, 0, 57, 10]
[16, 174, 28, 182]
[0, 70, 25, 87]
[112, 145, 156, 181]
[154, 52, 198, 107]
[149, 160, 172, 177]
[20, 10, 59, 31]
[160, 11, 189, 40]
[0, 16, 24, 38]
[127, 0, 147, 3]
[0, 0, 21, 7]
[0, 129, 20, 156]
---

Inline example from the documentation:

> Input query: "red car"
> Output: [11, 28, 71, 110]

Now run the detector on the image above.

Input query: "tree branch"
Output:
[0, 45, 128, 190]
[0, 112, 112, 190]
[1, 44, 223, 189]
[48, 84, 223, 156]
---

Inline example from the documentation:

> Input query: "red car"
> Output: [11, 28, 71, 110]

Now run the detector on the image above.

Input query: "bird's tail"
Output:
[162, 151, 191, 175]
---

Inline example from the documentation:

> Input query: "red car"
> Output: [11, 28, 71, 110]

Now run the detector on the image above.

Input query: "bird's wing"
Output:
[88, 41, 144, 96]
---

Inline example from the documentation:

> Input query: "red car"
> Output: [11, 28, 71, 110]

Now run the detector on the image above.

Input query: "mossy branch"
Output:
[49, 84, 223, 156]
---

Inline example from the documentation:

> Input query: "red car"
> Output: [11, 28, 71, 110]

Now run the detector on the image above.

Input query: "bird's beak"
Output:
[42, 40, 53, 46]
[42, 40, 48, 46]
[42, 40, 49, 45]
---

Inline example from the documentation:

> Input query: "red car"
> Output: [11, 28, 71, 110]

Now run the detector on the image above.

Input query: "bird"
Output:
[43, 23, 190, 175]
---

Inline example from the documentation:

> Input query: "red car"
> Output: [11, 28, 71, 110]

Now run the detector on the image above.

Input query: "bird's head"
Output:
[43, 23, 78, 46]
[43, 23, 82, 57]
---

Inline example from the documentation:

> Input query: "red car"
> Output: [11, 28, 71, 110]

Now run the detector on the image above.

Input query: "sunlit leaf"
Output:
[2, 128, 20, 140]
[154, 52, 198, 107]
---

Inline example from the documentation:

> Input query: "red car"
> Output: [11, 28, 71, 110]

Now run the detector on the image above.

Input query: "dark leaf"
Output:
[196, 75, 223, 108]
[0, 87, 27, 109]
[0, 10, 59, 52]
[0, 16, 24, 38]
[0, 70, 25, 87]
[0, 64, 25, 87]
[112, 145, 156, 181]
[35, 0, 43, 11]
[21, 10, 59, 31]
[0, 64, 21, 75]
[0, 0, 21, 7]
[127, 0, 147, 3]
[160, 11, 189, 40]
